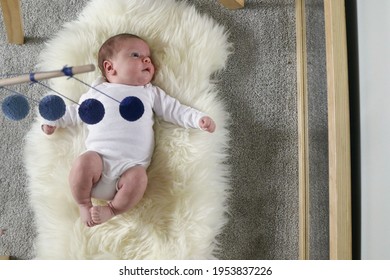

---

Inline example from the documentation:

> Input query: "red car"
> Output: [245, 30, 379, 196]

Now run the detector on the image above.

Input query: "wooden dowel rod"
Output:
[0, 64, 95, 87]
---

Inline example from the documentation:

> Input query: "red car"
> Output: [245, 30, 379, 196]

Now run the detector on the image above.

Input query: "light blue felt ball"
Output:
[39, 95, 66, 121]
[1, 94, 30, 121]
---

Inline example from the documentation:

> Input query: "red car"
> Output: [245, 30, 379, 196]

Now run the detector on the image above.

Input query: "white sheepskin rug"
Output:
[24, 0, 231, 259]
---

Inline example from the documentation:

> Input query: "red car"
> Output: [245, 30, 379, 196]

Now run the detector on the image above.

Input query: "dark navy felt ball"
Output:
[78, 98, 105, 125]
[39, 95, 66, 121]
[119, 96, 144, 122]
[2, 94, 30, 121]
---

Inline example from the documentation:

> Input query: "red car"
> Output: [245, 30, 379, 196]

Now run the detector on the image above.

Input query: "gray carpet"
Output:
[0, 0, 328, 259]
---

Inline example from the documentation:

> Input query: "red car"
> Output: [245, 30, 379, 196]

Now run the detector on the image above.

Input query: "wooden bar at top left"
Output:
[1, 0, 24, 44]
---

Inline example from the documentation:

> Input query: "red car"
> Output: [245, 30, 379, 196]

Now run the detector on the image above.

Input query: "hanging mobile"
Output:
[0, 64, 96, 121]
[1, 64, 144, 124]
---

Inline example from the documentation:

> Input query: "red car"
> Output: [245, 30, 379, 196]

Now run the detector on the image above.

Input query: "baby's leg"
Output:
[69, 151, 103, 227]
[91, 165, 147, 224]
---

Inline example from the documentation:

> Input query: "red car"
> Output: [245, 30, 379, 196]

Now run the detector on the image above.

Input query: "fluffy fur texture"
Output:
[24, 0, 231, 259]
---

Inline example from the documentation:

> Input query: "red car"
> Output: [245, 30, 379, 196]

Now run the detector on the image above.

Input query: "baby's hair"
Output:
[97, 33, 143, 77]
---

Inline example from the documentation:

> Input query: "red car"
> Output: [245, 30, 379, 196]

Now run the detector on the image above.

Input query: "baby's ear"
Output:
[103, 60, 114, 75]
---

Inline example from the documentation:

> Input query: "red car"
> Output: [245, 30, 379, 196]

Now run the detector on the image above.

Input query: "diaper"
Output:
[90, 153, 133, 201]
[91, 172, 119, 201]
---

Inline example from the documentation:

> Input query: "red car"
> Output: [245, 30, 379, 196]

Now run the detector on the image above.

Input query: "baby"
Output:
[42, 33, 216, 227]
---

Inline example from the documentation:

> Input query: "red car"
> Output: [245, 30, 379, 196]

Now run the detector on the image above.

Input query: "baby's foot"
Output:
[90, 204, 115, 225]
[79, 204, 96, 227]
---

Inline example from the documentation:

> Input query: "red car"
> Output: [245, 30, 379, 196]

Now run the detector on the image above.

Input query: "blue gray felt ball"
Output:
[39, 95, 66, 121]
[2, 94, 30, 121]
[78, 98, 105, 125]
[119, 96, 144, 122]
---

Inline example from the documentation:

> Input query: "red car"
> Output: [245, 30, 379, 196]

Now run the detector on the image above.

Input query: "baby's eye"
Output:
[130, 52, 140, 58]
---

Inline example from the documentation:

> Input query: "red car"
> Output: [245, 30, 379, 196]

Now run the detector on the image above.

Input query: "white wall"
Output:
[358, 0, 390, 259]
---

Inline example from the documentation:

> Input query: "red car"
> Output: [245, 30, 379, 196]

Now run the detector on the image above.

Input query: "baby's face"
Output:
[108, 38, 155, 86]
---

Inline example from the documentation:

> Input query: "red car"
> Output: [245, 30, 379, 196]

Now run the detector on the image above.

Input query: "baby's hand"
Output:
[199, 116, 216, 133]
[41, 124, 56, 135]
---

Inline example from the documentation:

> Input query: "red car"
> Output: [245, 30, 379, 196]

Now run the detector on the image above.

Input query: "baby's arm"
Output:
[41, 102, 82, 135]
[199, 116, 216, 133]
[153, 87, 216, 132]
[42, 124, 56, 135]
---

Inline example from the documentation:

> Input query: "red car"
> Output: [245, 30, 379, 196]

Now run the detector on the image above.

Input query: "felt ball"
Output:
[39, 95, 66, 121]
[78, 98, 105, 125]
[1, 94, 30, 121]
[119, 96, 144, 122]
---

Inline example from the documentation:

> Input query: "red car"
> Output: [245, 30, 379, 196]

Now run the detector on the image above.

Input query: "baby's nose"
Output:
[142, 56, 151, 63]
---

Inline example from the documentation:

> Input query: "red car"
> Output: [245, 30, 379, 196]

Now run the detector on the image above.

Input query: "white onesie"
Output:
[44, 81, 205, 200]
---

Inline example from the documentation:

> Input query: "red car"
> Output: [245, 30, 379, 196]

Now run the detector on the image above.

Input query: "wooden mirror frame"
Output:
[2, 0, 351, 259]
[1, 0, 244, 45]
[296, 0, 352, 260]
